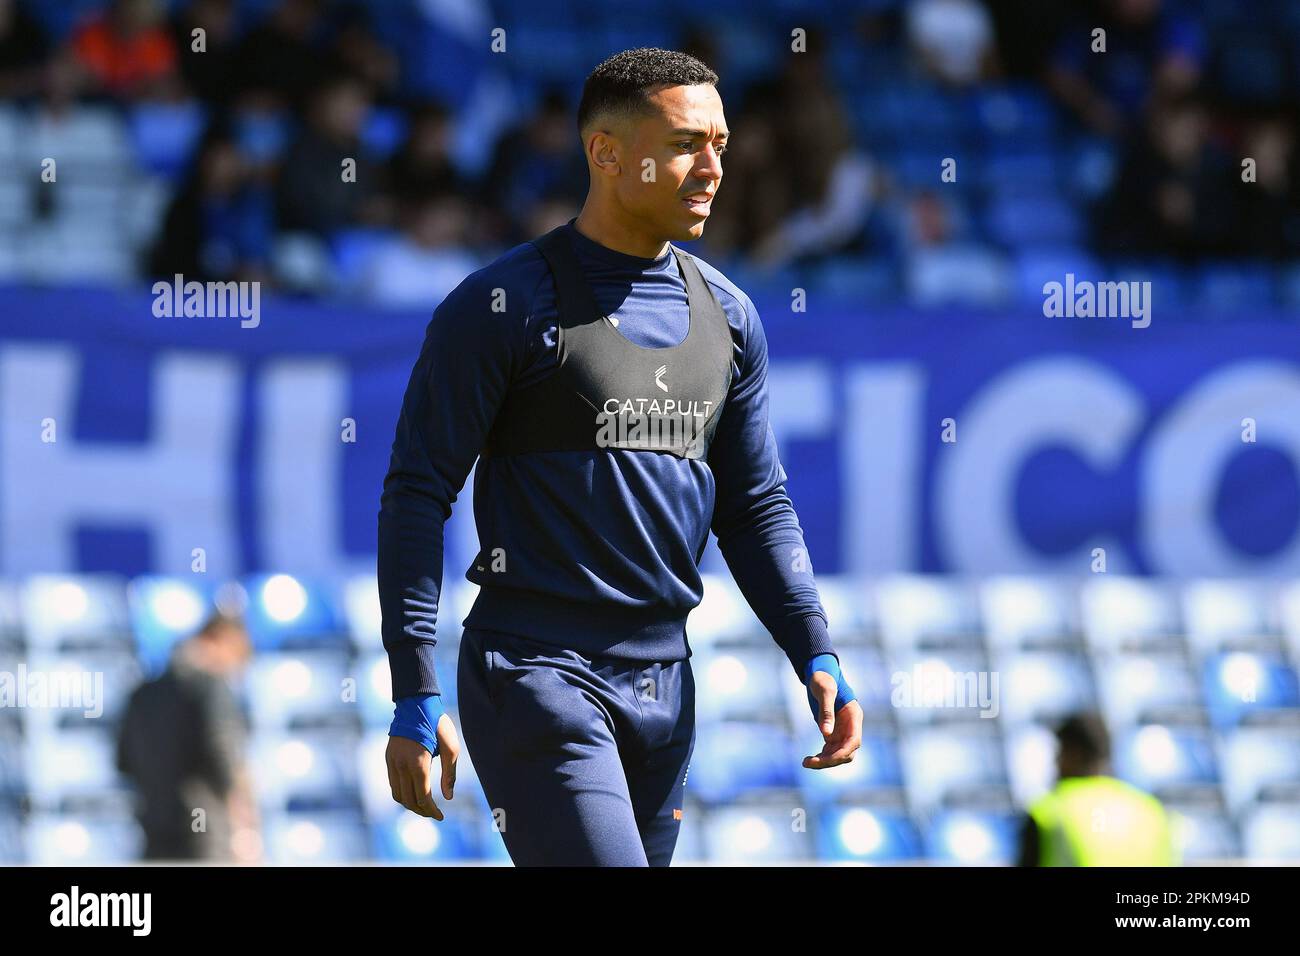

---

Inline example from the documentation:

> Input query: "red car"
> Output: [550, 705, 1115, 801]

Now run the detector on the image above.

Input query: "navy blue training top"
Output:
[378, 219, 834, 698]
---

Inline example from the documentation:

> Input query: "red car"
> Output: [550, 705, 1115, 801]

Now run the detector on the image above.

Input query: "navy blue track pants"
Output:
[457, 626, 696, 866]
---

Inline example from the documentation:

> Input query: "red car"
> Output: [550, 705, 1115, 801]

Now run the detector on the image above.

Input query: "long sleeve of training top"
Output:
[377, 266, 524, 698]
[378, 220, 834, 700]
[705, 291, 835, 676]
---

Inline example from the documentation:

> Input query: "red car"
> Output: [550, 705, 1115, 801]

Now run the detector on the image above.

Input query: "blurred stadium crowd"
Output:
[0, 0, 1298, 309]
[3, 572, 1300, 863]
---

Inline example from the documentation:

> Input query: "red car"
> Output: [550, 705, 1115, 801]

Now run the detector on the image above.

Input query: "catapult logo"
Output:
[50, 886, 151, 936]
[595, 396, 715, 450]
[655, 364, 669, 392]
[152, 273, 261, 328]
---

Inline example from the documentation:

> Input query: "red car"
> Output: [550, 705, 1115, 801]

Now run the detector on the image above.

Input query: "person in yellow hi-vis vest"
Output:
[1017, 713, 1181, 866]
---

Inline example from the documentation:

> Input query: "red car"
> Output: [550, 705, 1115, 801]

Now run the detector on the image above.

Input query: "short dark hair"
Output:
[1054, 712, 1110, 765]
[576, 47, 719, 138]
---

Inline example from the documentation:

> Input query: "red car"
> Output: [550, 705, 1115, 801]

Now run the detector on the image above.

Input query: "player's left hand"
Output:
[802, 670, 862, 769]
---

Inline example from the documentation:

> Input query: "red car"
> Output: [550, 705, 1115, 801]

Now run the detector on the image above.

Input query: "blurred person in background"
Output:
[1093, 93, 1236, 259]
[1047, 0, 1202, 138]
[169, 0, 240, 108]
[906, 0, 998, 88]
[383, 100, 471, 209]
[116, 612, 259, 862]
[149, 125, 275, 283]
[743, 36, 879, 271]
[0, 0, 50, 101]
[360, 190, 480, 308]
[482, 88, 590, 247]
[1232, 114, 1300, 260]
[234, 0, 330, 110]
[69, 0, 178, 101]
[331, 4, 402, 108]
[901, 189, 1008, 305]
[1017, 713, 1179, 866]
[275, 73, 384, 237]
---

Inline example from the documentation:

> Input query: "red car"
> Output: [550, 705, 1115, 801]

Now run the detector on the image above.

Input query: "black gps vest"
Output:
[482, 225, 734, 461]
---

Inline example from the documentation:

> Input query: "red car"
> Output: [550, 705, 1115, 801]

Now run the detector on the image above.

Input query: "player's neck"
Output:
[573, 204, 669, 261]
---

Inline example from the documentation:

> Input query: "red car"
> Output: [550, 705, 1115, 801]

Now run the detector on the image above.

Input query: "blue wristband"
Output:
[803, 653, 857, 721]
[390, 693, 444, 757]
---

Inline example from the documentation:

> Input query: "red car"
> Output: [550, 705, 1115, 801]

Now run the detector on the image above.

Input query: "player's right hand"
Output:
[386, 715, 459, 819]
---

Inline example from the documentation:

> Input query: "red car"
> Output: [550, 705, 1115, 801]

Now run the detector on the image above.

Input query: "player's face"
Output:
[623, 84, 728, 243]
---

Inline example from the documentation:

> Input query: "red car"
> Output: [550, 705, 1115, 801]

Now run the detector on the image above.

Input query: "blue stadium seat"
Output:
[693, 646, 787, 722]
[21, 575, 131, 653]
[1114, 723, 1220, 793]
[888, 648, 995, 724]
[925, 809, 1023, 864]
[899, 724, 1009, 812]
[1080, 577, 1185, 654]
[1240, 803, 1300, 860]
[992, 651, 1097, 726]
[985, 194, 1083, 249]
[1202, 652, 1300, 728]
[240, 573, 347, 650]
[971, 85, 1059, 147]
[24, 815, 141, 864]
[980, 577, 1082, 651]
[698, 802, 816, 863]
[127, 576, 219, 675]
[1165, 802, 1240, 862]
[248, 730, 362, 810]
[262, 810, 369, 864]
[1011, 247, 1103, 304]
[1220, 727, 1300, 816]
[1095, 653, 1203, 728]
[796, 730, 904, 800]
[1183, 579, 1284, 657]
[689, 721, 798, 802]
[246, 650, 356, 730]
[815, 805, 924, 863]
[369, 807, 486, 863]
[127, 100, 208, 181]
[875, 575, 984, 651]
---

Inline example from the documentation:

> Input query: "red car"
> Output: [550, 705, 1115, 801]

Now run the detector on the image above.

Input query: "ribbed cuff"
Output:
[772, 612, 835, 681]
[388, 641, 441, 700]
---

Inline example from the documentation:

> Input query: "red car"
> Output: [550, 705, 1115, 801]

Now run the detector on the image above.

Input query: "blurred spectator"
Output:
[695, 110, 788, 265]
[1017, 713, 1179, 866]
[482, 88, 588, 247]
[275, 75, 383, 237]
[70, 0, 178, 101]
[906, 0, 998, 88]
[116, 612, 259, 862]
[359, 191, 480, 308]
[743, 37, 879, 271]
[1232, 115, 1300, 260]
[230, 87, 293, 175]
[383, 99, 469, 205]
[169, 0, 240, 107]
[332, 5, 401, 107]
[1093, 94, 1236, 259]
[234, 0, 332, 109]
[1047, 0, 1203, 137]
[149, 126, 275, 282]
[903, 190, 1009, 305]
[0, 0, 49, 100]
